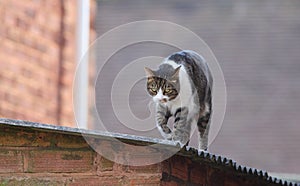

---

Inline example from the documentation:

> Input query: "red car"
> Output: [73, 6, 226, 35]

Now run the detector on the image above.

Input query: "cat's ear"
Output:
[171, 66, 181, 79]
[144, 67, 155, 77]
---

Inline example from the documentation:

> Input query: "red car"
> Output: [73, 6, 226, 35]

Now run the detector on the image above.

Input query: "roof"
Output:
[0, 118, 298, 186]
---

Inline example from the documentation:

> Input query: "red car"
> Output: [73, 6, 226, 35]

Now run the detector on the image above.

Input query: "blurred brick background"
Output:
[0, 0, 96, 126]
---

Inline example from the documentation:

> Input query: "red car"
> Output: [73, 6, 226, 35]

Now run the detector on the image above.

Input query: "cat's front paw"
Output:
[171, 134, 189, 148]
[157, 125, 173, 140]
[173, 140, 185, 148]
[162, 132, 172, 140]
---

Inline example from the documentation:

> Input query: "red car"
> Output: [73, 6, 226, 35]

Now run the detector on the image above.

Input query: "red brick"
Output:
[161, 180, 180, 186]
[123, 149, 166, 167]
[189, 164, 207, 185]
[0, 128, 51, 147]
[161, 160, 171, 175]
[69, 176, 124, 186]
[207, 167, 225, 186]
[224, 178, 241, 186]
[0, 126, 88, 148]
[96, 155, 115, 172]
[27, 150, 94, 173]
[0, 150, 23, 173]
[170, 156, 189, 181]
[56, 134, 89, 149]
[0, 177, 65, 185]
[126, 164, 161, 174]
[129, 175, 161, 186]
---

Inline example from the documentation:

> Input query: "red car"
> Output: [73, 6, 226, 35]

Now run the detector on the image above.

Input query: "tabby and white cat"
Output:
[145, 50, 212, 150]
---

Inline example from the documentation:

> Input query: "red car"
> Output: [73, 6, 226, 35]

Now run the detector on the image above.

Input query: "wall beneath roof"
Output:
[0, 122, 162, 185]
[0, 120, 289, 186]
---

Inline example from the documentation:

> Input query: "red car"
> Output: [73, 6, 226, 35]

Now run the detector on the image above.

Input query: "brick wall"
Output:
[162, 155, 272, 186]
[0, 121, 162, 185]
[0, 0, 95, 126]
[0, 119, 292, 186]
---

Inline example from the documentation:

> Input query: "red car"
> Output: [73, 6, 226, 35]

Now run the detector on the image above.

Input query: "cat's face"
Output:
[144, 66, 180, 104]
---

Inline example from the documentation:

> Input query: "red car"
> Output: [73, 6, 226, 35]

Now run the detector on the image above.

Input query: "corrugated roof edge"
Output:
[177, 147, 299, 186]
[0, 118, 298, 186]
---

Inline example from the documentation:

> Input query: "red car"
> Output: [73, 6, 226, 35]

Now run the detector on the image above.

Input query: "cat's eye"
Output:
[165, 84, 173, 93]
[149, 83, 157, 92]
[150, 88, 157, 92]
[149, 83, 156, 89]
[165, 87, 174, 94]
[165, 88, 172, 93]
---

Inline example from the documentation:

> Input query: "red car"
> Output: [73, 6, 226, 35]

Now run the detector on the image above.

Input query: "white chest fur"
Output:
[164, 60, 199, 119]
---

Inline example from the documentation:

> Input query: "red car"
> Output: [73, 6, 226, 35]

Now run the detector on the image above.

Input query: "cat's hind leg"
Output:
[197, 110, 211, 151]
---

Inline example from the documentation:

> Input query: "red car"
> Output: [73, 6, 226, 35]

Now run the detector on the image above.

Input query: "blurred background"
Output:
[1, 0, 300, 176]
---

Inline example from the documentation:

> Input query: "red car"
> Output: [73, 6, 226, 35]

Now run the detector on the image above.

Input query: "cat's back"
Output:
[165, 50, 212, 87]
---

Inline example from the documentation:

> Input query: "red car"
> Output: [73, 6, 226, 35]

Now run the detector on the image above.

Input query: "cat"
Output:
[144, 50, 213, 150]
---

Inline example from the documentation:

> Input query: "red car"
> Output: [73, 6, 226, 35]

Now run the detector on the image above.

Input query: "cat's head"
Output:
[144, 65, 181, 104]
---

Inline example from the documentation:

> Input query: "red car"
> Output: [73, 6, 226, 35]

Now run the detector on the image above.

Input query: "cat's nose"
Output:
[160, 98, 167, 103]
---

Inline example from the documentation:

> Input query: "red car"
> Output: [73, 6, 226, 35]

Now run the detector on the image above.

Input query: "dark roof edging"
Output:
[178, 147, 299, 186]
[0, 118, 298, 186]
